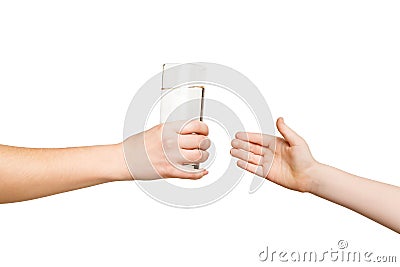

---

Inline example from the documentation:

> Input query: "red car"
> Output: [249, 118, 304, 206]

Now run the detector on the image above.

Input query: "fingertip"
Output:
[236, 159, 245, 168]
[201, 121, 209, 136]
[277, 117, 284, 127]
[231, 138, 238, 148]
[199, 137, 211, 150]
[276, 117, 287, 135]
[198, 120, 209, 136]
[193, 169, 207, 179]
[276, 117, 305, 146]
[235, 132, 245, 139]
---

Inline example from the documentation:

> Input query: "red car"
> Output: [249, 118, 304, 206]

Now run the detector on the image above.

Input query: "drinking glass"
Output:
[160, 63, 206, 169]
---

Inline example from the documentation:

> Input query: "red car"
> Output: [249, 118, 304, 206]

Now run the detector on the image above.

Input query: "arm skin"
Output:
[0, 144, 129, 203]
[0, 120, 210, 204]
[231, 117, 400, 233]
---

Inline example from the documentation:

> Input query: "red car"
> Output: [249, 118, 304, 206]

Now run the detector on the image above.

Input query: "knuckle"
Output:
[193, 150, 203, 161]
[261, 147, 268, 155]
[177, 135, 185, 147]
[250, 154, 258, 163]
[156, 123, 165, 133]
[182, 151, 193, 161]
[187, 150, 202, 162]
[193, 135, 203, 146]
[162, 137, 175, 150]
[249, 144, 256, 152]
[156, 123, 163, 130]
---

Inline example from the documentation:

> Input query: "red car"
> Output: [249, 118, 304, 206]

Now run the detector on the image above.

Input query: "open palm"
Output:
[230, 118, 317, 192]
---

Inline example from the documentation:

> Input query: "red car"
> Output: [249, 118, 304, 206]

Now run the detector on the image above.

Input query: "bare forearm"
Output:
[0, 144, 130, 203]
[309, 163, 400, 233]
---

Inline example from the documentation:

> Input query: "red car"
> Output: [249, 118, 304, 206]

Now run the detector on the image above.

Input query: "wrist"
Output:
[97, 143, 132, 182]
[110, 143, 133, 181]
[304, 162, 327, 195]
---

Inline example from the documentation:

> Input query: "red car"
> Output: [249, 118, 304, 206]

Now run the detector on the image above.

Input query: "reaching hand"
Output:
[230, 117, 318, 192]
[123, 120, 211, 180]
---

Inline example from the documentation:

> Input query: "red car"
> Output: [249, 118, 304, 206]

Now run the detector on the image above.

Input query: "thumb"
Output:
[276, 117, 305, 146]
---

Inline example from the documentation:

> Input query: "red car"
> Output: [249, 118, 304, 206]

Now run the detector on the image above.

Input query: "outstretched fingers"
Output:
[236, 160, 264, 177]
[235, 132, 275, 150]
[231, 138, 265, 155]
[230, 148, 263, 165]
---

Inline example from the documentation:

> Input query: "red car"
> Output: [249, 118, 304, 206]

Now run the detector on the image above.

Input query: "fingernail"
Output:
[231, 139, 237, 147]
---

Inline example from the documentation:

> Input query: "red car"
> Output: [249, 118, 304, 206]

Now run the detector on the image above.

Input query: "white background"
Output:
[1, 1, 399, 266]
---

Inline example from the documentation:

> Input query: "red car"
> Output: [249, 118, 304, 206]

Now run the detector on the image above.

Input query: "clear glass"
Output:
[160, 63, 206, 169]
